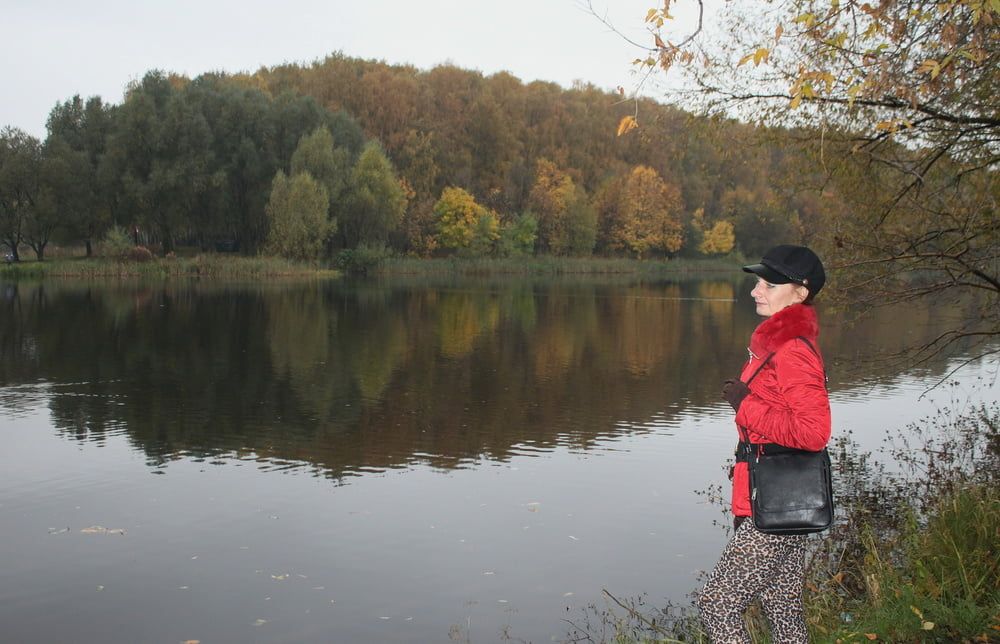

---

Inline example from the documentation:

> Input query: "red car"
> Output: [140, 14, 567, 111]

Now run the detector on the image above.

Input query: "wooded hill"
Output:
[1, 52, 842, 262]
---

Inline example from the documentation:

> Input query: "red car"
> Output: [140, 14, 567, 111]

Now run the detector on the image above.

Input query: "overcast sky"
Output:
[2, 0, 708, 139]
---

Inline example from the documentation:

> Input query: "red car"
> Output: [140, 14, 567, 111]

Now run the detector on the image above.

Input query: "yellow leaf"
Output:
[864, 634, 878, 641]
[645, 8, 658, 22]
[616, 115, 638, 137]
[753, 48, 770, 65]
[922, 621, 935, 630]
[738, 53, 755, 67]
[910, 605, 924, 620]
[789, 92, 802, 109]
[775, 23, 784, 42]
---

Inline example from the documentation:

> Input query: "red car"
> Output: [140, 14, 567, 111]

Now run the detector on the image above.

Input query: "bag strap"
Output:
[796, 336, 829, 390]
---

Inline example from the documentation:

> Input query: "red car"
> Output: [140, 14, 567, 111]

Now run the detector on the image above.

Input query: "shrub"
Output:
[101, 226, 134, 259]
[124, 246, 154, 262]
[335, 243, 391, 275]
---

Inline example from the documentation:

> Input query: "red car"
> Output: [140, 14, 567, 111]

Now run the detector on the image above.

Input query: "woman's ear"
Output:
[794, 285, 809, 303]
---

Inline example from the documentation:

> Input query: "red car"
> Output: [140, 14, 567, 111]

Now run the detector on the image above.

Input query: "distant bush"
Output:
[335, 243, 390, 275]
[124, 246, 154, 263]
[101, 226, 134, 259]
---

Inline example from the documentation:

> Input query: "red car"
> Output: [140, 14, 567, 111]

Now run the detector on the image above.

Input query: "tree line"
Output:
[1, 54, 848, 263]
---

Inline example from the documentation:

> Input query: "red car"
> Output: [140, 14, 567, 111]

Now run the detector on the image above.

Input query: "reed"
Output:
[381, 255, 744, 276]
[0, 255, 335, 279]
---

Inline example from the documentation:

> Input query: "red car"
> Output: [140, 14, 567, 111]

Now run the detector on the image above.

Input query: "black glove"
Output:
[722, 378, 750, 411]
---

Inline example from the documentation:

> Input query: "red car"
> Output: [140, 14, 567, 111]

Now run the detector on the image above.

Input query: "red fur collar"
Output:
[749, 303, 819, 355]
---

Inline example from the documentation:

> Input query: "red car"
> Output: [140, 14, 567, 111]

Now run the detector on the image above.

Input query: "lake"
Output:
[0, 276, 996, 643]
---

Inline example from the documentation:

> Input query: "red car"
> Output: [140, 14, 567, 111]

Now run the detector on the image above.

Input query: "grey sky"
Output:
[2, 0, 695, 139]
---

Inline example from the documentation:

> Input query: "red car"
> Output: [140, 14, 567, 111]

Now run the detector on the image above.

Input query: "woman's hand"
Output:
[722, 379, 750, 411]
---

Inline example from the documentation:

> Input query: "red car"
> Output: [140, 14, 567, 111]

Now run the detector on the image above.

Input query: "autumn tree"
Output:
[691, 208, 736, 256]
[607, 165, 685, 258]
[264, 170, 331, 261]
[434, 186, 484, 252]
[624, 0, 1000, 362]
[527, 158, 576, 254]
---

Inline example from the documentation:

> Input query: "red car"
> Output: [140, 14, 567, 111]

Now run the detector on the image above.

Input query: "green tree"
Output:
[264, 170, 331, 261]
[564, 185, 597, 256]
[108, 72, 214, 255]
[341, 142, 407, 248]
[467, 210, 501, 257]
[0, 127, 42, 261]
[497, 213, 538, 258]
[45, 95, 114, 256]
[290, 125, 352, 249]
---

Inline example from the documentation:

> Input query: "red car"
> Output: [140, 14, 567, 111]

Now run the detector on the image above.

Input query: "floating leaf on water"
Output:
[482, 571, 495, 576]
[181, 640, 200, 644]
[190, 556, 198, 560]
[563, 592, 574, 597]
[96, 585, 105, 591]
[498, 599, 508, 604]
[379, 616, 391, 620]
[178, 586, 190, 590]
[80, 526, 126, 536]
[313, 586, 325, 590]
[568, 535, 579, 541]
[48, 527, 70, 535]
[253, 619, 268, 627]
[271, 574, 288, 580]
[526, 502, 541, 512]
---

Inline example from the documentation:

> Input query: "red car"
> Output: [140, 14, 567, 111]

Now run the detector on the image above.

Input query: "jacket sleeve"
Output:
[734, 340, 831, 450]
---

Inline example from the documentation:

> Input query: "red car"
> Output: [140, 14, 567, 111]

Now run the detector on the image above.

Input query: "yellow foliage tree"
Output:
[434, 186, 485, 251]
[691, 208, 736, 256]
[527, 158, 576, 254]
[609, 165, 684, 258]
[699, 220, 736, 256]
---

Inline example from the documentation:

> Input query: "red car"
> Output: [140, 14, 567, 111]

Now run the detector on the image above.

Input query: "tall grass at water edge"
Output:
[381, 255, 744, 276]
[0, 255, 334, 279]
[568, 402, 1000, 643]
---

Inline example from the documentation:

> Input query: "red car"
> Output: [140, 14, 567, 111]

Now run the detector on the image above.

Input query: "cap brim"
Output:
[742, 263, 793, 284]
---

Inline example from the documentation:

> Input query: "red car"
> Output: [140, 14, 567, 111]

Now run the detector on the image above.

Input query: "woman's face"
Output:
[751, 277, 808, 317]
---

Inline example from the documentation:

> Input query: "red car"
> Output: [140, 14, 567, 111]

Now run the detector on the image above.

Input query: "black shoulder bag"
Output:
[739, 337, 834, 536]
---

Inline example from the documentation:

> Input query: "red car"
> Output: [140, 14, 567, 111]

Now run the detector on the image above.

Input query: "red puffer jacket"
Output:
[730, 303, 831, 517]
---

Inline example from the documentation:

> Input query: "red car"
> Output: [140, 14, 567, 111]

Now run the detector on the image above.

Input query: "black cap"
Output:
[743, 245, 826, 296]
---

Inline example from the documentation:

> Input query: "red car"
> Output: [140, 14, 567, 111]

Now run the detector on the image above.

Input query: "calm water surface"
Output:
[0, 276, 996, 643]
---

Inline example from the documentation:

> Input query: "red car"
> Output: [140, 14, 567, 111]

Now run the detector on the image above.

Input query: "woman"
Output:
[697, 244, 831, 643]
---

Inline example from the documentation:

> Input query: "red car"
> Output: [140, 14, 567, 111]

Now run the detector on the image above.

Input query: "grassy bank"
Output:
[570, 403, 1000, 643]
[1, 254, 746, 281]
[0, 255, 336, 279]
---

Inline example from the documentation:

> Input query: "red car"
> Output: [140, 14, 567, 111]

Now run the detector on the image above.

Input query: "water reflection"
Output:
[0, 277, 986, 479]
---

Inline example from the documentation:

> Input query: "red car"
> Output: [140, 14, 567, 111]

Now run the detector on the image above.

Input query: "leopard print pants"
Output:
[697, 519, 809, 643]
